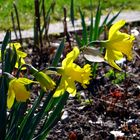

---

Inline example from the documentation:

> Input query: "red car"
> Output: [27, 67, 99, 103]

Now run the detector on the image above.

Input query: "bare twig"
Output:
[13, 3, 22, 44]
[11, 12, 18, 40]
[63, 7, 71, 48]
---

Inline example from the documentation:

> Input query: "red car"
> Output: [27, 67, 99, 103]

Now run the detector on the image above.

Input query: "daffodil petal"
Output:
[108, 34, 135, 60]
[15, 57, 26, 69]
[107, 59, 122, 71]
[16, 78, 35, 85]
[62, 47, 79, 68]
[11, 79, 30, 102]
[53, 77, 66, 97]
[9, 43, 21, 49]
[14, 83, 30, 102]
[17, 50, 27, 58]
[54, 47, 91, 97]
[109, 20, 125, 40]
[7, 88, 15, 109]
[7, 78, 35, 108]
[105, 49, 123, 71]
[66, 78, 76, 96]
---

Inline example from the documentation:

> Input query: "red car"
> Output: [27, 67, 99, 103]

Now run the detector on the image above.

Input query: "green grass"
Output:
[0, 0, 140, 31]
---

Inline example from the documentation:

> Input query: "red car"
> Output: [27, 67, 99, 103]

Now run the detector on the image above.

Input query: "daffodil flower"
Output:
[7, 78, 35, 109]
[101, 20, 135, 71]
[53, 47, 91, 97]
[9, 43, 27, 69]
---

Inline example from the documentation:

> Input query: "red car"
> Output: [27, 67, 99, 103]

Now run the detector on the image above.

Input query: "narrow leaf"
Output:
[106, 9, 122, 27]
[34, 92, 69, 140]
[89, 13, 93, 42]
[70, 0, 74, 27]
[17, 91, 45, 140]
[75, 33, 83, 47]
[98, 10, 111, 35]
[79, 8, 87, 45]
[0, 76, 8, 139]
[51, 39, 65, 67]
[10, 47, 17, 73]
[93, 2, 101, 40]
[1, 31, 10, 56]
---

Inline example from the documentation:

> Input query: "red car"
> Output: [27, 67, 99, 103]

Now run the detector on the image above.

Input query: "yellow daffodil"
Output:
[34, 71, 56, 91]
[53, 47, 91, 97]
[9, 43, 27, 69]
[101, 20, 135, 71]
[7, 78, 35, 109]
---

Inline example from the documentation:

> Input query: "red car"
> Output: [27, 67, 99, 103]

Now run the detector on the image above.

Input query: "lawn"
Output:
[0, 0, 140, 30]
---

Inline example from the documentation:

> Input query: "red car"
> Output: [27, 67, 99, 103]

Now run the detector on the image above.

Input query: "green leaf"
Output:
[34, 92, 69, 140]
[6, 103, 23, 139]
[93, 1, 101, 40]
[23, 90, 54, 140]
[75, 33, 83, 47]
[106, 9, 122, 28]
[79, 8, 87, 45]
[70, 0, 74, 27]
[89, 13, 94, 42]
[51, 39, 65, 67]
[16, 90, 45, 140]
[10, 47, 17, 73]
[92, 62, 98, 78]
[1, 31, 11, 72]
[98, 10, 111, 35]
[0, 76, 8, 139]
[4, 48, 12, 73]
[1, 31, 10, 60]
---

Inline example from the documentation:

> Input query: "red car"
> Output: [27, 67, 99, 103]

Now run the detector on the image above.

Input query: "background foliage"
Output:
[0, 0, 140, 30]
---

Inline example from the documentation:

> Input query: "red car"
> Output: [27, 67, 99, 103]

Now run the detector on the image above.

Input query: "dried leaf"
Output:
[83, 47, 104, 62]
